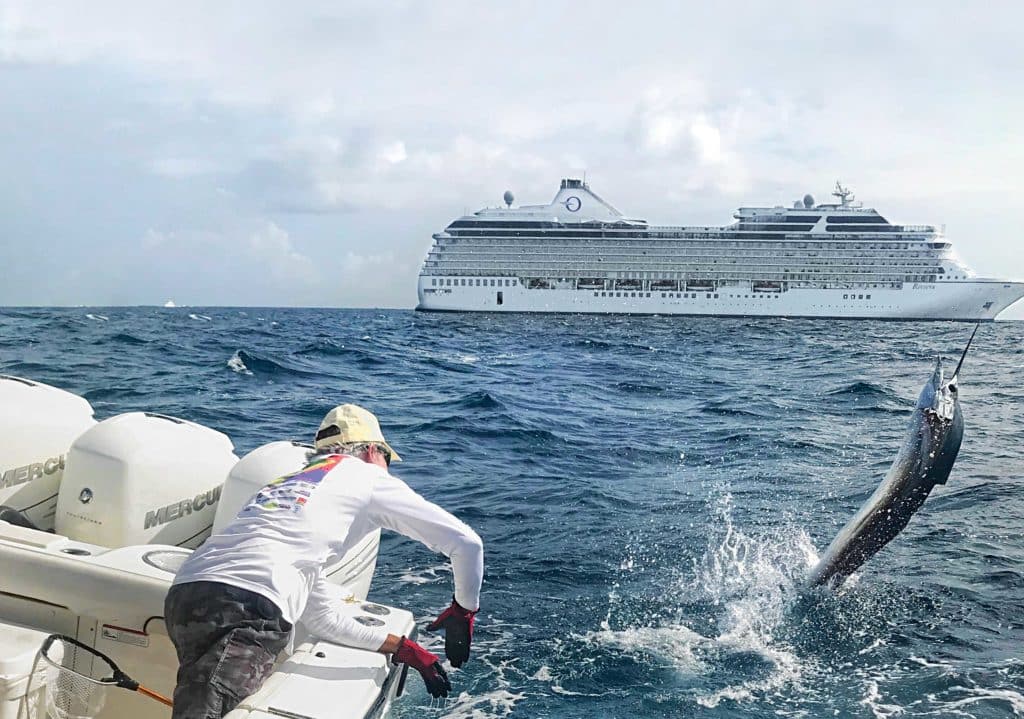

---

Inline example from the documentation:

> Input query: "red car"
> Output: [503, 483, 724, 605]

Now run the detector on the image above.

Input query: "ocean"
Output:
[2, 307, 1023, 718]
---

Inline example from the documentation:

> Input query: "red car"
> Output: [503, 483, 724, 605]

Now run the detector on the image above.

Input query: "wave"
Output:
[107, 332, 149, 346]
[83, 386, 148, 402]
[613, 381, 665, 394]
[422, 355, 479, 374]
[85, 313, 109, 322]
[294, 340, 389, 366]
[827, 381, 898, 400]
[227, 353, 252, 375]
[189, 313, 212, 322]
[226, 349, 319, 377]
[699, 400, 769, 418]
[450, 390, 505, 411]
[568, 337, 657, 352]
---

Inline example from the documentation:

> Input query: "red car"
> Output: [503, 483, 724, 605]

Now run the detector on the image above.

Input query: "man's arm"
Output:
[300, 574, 452, 698]
[368, 473, 484, 611]
[299, 575, 390, 651]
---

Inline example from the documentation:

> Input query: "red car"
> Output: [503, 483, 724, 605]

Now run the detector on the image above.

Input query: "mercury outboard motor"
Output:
[56, 412, 239, 548]
[0, 376, 96, 529]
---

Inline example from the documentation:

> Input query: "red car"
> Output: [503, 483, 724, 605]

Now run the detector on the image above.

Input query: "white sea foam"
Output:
[85, 313, 108, 321]
[227, 353, 251, 375]
[189, 313, 212, 321]
[938, 686, 1024, 715]
[583, 623, 707, 674]
[397, 563, 450, 586]
[437, 689, 525, 719]
[859, 638, 886, 655]
[859, 679, 905, 718]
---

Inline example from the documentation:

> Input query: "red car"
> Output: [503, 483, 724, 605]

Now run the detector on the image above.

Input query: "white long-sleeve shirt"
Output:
[173, 453, 484, 651]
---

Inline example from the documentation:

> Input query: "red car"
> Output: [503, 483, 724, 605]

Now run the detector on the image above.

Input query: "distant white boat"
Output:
[163, 300, 176, 308]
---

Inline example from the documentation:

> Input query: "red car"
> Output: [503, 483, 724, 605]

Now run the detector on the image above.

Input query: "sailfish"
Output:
[807, 327, 978, 589]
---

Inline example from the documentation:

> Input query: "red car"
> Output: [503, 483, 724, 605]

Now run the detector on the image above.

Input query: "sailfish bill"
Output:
[807, 327, 978, 589]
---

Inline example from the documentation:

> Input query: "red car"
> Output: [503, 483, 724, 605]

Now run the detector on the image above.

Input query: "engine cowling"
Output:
[56, 412, 238, 548]
[0, 376, 96, 529]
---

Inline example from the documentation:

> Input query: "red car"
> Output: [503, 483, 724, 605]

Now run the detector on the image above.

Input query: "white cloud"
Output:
[150, 156, 220, 179]
[248, 222, 318, 286]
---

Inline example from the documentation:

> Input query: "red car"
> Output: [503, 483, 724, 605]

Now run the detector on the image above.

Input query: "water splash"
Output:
[227, 352, 252, 375]
[581, 493, 822, 709]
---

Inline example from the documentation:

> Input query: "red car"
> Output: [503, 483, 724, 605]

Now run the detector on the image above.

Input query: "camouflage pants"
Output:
[165, 581, 292, 719]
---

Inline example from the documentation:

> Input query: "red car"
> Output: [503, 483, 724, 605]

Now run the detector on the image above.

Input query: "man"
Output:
[165, 404, 484, 719]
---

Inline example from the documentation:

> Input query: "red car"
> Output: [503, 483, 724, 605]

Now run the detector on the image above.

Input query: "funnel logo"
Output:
[564, 196, 581, 212]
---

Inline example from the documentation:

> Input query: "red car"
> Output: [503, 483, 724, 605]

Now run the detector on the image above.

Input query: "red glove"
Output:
[427, 597, 477, 668]
[393, 637, 451, 698]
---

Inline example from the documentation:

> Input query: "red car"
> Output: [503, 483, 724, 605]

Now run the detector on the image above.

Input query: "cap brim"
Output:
[382, 442, 402, 463]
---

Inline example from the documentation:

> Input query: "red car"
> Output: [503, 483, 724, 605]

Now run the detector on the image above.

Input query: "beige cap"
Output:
[314, 404, 402, 462]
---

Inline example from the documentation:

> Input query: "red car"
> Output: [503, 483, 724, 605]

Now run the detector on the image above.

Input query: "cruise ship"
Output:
[416, 180, 1024, 320]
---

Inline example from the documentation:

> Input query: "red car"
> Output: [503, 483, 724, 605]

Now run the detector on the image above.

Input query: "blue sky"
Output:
[2, 1, 1023, 316]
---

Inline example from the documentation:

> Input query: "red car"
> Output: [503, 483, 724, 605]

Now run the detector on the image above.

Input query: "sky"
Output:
[2, 1, 1023, 315]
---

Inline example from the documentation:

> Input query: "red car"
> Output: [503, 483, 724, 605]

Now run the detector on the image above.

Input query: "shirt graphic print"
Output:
[244, 454, 346, 513]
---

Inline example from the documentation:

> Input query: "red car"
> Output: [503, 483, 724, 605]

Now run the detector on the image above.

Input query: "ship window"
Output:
[859, 294, 864, 299]
[497, 291, 503, 305]
[431, 279, 437, 286]
[714, 294, 719, 299]
[706, 293, 712, 299]
[475, 279, 480, 286]
[594, 292, 599, 297]
[646, 293, 651, 298]
[983, 301, 993, 309]
[843, 294, 848, 299]
[866, 295, 872, 300]
[513, 280, 518, 286]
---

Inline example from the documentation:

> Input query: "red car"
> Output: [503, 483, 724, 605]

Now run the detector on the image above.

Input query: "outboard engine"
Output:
[56, 412, 238, 548]
[213, 441, 313, 532]
[0, 376, 96, 529]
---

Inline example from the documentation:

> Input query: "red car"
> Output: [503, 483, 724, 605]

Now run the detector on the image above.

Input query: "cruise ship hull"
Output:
[417, 279, 1024, 321]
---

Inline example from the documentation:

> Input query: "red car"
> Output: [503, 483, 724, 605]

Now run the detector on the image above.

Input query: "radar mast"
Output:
[832, 181, 855, 207]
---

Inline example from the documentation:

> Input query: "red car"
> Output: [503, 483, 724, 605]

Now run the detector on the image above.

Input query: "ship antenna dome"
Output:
[803, 194, 815, 208]
[503, 190, 514, 208]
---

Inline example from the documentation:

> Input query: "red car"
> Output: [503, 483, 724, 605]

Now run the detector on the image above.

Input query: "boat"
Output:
[416, 179, 1024, 320]
[0, 376, 408, 719]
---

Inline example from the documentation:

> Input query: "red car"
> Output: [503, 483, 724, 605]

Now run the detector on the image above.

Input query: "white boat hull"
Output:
[0, 522, 385, 719]
[417, 277, 1024, 321]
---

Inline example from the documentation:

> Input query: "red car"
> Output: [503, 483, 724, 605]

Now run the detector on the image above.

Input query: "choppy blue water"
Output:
[2, 308, 1023, 718]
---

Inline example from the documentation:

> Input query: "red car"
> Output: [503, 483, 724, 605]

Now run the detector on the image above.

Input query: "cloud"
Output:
[248, 222, 319, 286]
